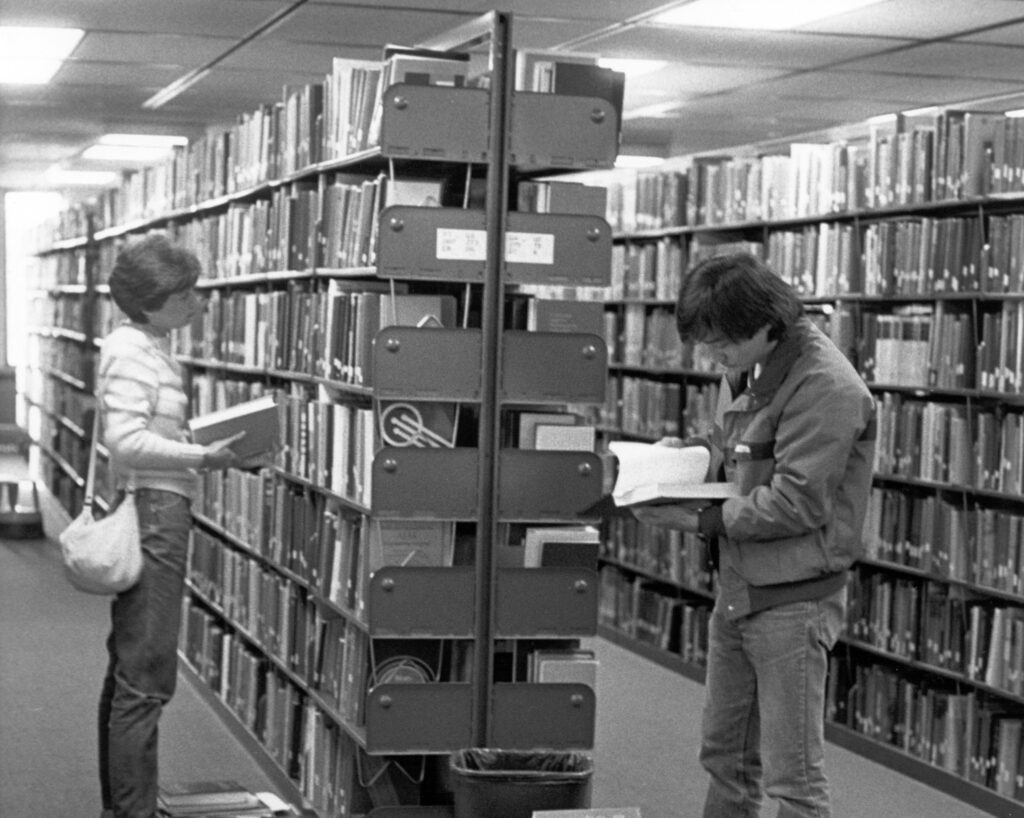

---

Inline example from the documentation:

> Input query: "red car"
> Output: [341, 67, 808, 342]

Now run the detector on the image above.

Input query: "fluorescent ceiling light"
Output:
[0, 26, 83, 85]
[652, 0, 886, 31]
[598, 58, 667, 77]
[46, 169, 119, 187]
[615, 155, 666, 169]
[82, 145, 177, 163]
[81, 134, 189, 163]
[623, 102, 682, 120]
[866, 113, 898, 125]
[97, 134, 188, 148]
[1007, 109, 1024, 119]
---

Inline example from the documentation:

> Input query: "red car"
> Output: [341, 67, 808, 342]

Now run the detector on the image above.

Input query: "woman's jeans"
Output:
[98, 489, 191, 818]
[700, 589, 845, 818]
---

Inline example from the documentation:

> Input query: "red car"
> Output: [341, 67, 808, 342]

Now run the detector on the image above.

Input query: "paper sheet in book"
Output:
[608, 440, 739, 507]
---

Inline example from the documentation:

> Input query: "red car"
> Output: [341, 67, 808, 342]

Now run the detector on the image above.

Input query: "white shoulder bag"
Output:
[59, 412, 142, 595]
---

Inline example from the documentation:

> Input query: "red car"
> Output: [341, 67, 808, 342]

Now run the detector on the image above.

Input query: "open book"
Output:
[187, 395, 279, 460]
[608, 440, 739, 507]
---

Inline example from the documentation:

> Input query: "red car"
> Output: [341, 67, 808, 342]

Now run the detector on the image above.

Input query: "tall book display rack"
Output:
[21, 11, 620, 816]
[595, 111, 1024, 817]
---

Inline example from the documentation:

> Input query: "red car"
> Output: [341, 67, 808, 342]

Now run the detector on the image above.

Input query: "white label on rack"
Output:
[505, 231, 554, 264]
[436, 228, 487, 261]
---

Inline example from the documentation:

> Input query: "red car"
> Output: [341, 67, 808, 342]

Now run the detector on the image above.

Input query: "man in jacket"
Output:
[633, 253, 875, 818]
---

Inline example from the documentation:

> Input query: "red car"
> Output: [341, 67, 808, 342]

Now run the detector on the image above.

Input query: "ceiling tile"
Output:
[956, 20, 1024, 45]
[793, 0, 1024, 39]
[2, 0, 284, 37]
[760, 69, 1024, 106]
[584, 25, 913, 69]
[837, 40, 1024, 79]
[71, 32, 238, 67]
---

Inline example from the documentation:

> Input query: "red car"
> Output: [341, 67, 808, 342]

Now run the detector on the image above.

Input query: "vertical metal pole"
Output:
[472, 10, 512, 749]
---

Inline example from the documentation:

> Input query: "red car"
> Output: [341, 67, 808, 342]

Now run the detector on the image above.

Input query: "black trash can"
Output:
[449, 748, 592, 818]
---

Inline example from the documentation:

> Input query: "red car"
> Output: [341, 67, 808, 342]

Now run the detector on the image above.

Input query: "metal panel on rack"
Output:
[501, 331, 607, 404]
[497, 450, 604, 520]
[377, 206, 487, 281]
[509, 92, 619, 170]
[372, 327, 483, 400]
[494, 567, 598, 637]
[372, 448, 480, 518]
[379, 83, 489, 162]
[365, 682, 474, 753]
[368, 566, 475, 637]
[505, 211, 612, 287]
[490, 683, 596, 749]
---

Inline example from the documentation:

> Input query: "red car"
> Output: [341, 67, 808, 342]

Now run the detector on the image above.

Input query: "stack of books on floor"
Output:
[157, 780, 291, 817]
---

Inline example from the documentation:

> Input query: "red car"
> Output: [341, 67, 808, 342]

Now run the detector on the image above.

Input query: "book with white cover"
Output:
[187, 395, 279, 460]
[608, 440, 739, 506]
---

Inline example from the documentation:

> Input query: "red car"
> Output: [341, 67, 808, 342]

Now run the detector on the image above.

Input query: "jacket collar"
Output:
[743, 317, 811, 400]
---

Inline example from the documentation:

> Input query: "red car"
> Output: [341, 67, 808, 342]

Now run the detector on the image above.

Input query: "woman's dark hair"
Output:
[675, 253, 804, 344]
[108, 233, 201, 323]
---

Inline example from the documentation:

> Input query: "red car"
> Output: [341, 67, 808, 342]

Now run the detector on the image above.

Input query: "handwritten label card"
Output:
[506, 231, 555, 265]
[436, 228, 487, 261]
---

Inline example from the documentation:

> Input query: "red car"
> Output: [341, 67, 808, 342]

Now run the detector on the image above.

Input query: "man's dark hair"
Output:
[108, 233, 201, 323]
[675, 253, 804, 344]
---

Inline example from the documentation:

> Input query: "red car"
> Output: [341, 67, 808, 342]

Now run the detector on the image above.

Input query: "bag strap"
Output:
[83, 410, 100, 511]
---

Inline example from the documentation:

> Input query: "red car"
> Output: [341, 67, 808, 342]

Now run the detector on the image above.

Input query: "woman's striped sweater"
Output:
[97, 323, 206, 498]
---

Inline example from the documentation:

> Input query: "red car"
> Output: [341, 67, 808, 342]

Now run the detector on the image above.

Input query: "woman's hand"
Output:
[201, 431, 245, 470]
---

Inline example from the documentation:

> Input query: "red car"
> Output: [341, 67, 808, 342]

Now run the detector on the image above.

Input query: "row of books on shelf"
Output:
[610, 237, 685, 301]
[31, 249, 87, 287]
[613, 304, 684, 370]
[614, 214, 1009, 301]
[605, 108, 1024, 233]
[847, 568, 1024, 698]
[858, 306, 981, 392]
[172, 284, 458, 387]
[599, 375, 685, 441]
[190, 528, 326, 684]
[95, 46, 474, 223]
[169, 172, 458, 279]
[24, 336, 92, 393]
[873, 391, 1024, 493]
[179, 604, 369, 816]
[600, 517, 714, 593]
[829, 654, 1024, 800]
[34, 202, 92, 248]
[181, 604, 292, 754]
[764, 222, 860, 297]
[86, 46, 621, 229]
[193, 472, 370, 616]
[26, 293, 90, 336]
[598, 565, 710, 666]
[865, 486, 1024, 594]
[183, 587, 370, 732]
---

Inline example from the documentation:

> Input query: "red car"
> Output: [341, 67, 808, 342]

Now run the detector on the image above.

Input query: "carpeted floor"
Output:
[0, 450, 995, 818]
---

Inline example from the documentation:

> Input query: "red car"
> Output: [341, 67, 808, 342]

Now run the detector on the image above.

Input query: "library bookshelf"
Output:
[22, 10, 620, 816]
[592, 111, 1024, 817]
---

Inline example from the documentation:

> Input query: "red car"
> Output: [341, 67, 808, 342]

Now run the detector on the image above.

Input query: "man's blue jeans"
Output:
[700, 590, 845, 818]
[98, 489, 191, 818]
